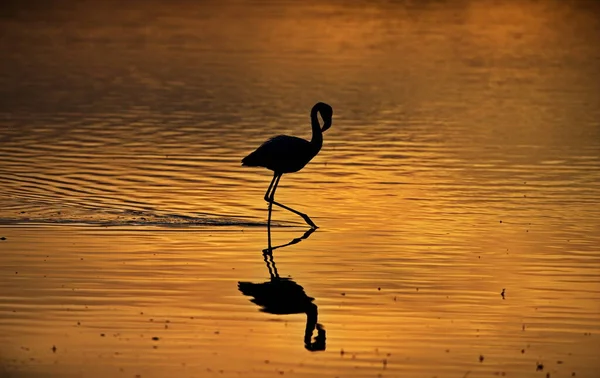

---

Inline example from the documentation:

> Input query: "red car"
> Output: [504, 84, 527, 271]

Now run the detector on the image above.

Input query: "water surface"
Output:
[1, 0, 599, 377]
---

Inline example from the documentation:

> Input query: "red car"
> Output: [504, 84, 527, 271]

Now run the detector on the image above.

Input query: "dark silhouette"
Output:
[242, 102, 333, 229]
[238, 227, 326, 351]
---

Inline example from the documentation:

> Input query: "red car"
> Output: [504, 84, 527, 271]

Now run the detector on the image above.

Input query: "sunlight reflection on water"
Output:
[1, 0, 599, 377]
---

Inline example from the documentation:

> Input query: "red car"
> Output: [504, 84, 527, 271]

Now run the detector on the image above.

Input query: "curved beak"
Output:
[321, 117, 332, 132]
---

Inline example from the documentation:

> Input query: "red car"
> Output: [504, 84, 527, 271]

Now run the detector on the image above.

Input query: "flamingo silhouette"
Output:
[238, 227, 326, 351]
[242, 102, 333, 229]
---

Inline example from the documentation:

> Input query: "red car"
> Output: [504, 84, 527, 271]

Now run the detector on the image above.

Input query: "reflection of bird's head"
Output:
[305, 323, 326, 352]
[314, 102, 333, 132]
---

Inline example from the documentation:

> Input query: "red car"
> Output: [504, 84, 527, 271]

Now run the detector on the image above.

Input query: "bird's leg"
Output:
[265, 173, 279, 245]
[264, 173, 278, 202]
[268, 174, 282, 202]
[267, 199, 273, 245]
[268, 175, 318, 229]
[271, 200, 318, 229]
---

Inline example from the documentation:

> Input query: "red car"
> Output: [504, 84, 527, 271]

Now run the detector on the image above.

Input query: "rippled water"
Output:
[1, 0, 600, 377]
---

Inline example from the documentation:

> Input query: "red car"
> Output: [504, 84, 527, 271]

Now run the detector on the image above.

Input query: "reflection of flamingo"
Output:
[238, 227, 326, 351]
[242, 102, 333, 229]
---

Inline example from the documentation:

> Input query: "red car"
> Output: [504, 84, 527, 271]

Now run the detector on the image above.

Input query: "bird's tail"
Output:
[241, 151, 259, 167]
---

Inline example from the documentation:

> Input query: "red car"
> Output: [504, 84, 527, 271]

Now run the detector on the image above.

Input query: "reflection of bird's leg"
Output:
[267, 175, 318, 229]
[262, 249, 279, 280]
[268, 228, 315, 252]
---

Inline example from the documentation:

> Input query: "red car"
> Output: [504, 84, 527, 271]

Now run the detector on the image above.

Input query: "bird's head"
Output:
[314, 102, 333, 132]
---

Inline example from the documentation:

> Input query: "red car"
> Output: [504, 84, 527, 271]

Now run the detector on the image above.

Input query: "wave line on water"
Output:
[0, 206, 295, 228]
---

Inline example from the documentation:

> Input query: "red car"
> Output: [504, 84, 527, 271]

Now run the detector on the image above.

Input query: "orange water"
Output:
[1, 0, 599, 377]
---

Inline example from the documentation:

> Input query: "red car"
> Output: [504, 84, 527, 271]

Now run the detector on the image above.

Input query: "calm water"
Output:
[1, 0, 600, 377]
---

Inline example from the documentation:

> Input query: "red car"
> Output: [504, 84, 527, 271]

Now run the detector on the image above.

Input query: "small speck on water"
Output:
[152, 337, 159, 341]
[521, 349, 525, 354]
[377, 287, 381, 291]
[100, 333, 105, 337]
[0, 237, 6, 240]
[340, 349, 344, 356]
[479, 355, 484, 362]
[341, 292, 345, 296]
[52, 345, 56, 353]
[536, 363, 544, 371]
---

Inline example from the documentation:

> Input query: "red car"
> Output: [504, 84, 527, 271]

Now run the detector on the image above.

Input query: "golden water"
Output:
[1, 0, 599, 377]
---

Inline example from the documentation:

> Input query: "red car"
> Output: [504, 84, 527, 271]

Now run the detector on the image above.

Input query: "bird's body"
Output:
[242, 102, 333, 229]
[242, 135, 316, 174]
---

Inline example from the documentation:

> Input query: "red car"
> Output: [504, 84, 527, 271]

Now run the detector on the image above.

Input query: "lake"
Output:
[1, 0, 599, 377]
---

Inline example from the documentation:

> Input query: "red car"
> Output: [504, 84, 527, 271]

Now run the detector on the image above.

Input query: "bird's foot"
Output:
[302, 215, 318, 229]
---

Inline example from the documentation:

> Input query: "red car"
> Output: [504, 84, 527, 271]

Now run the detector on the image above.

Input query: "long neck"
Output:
[309, 108, 323, 152]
